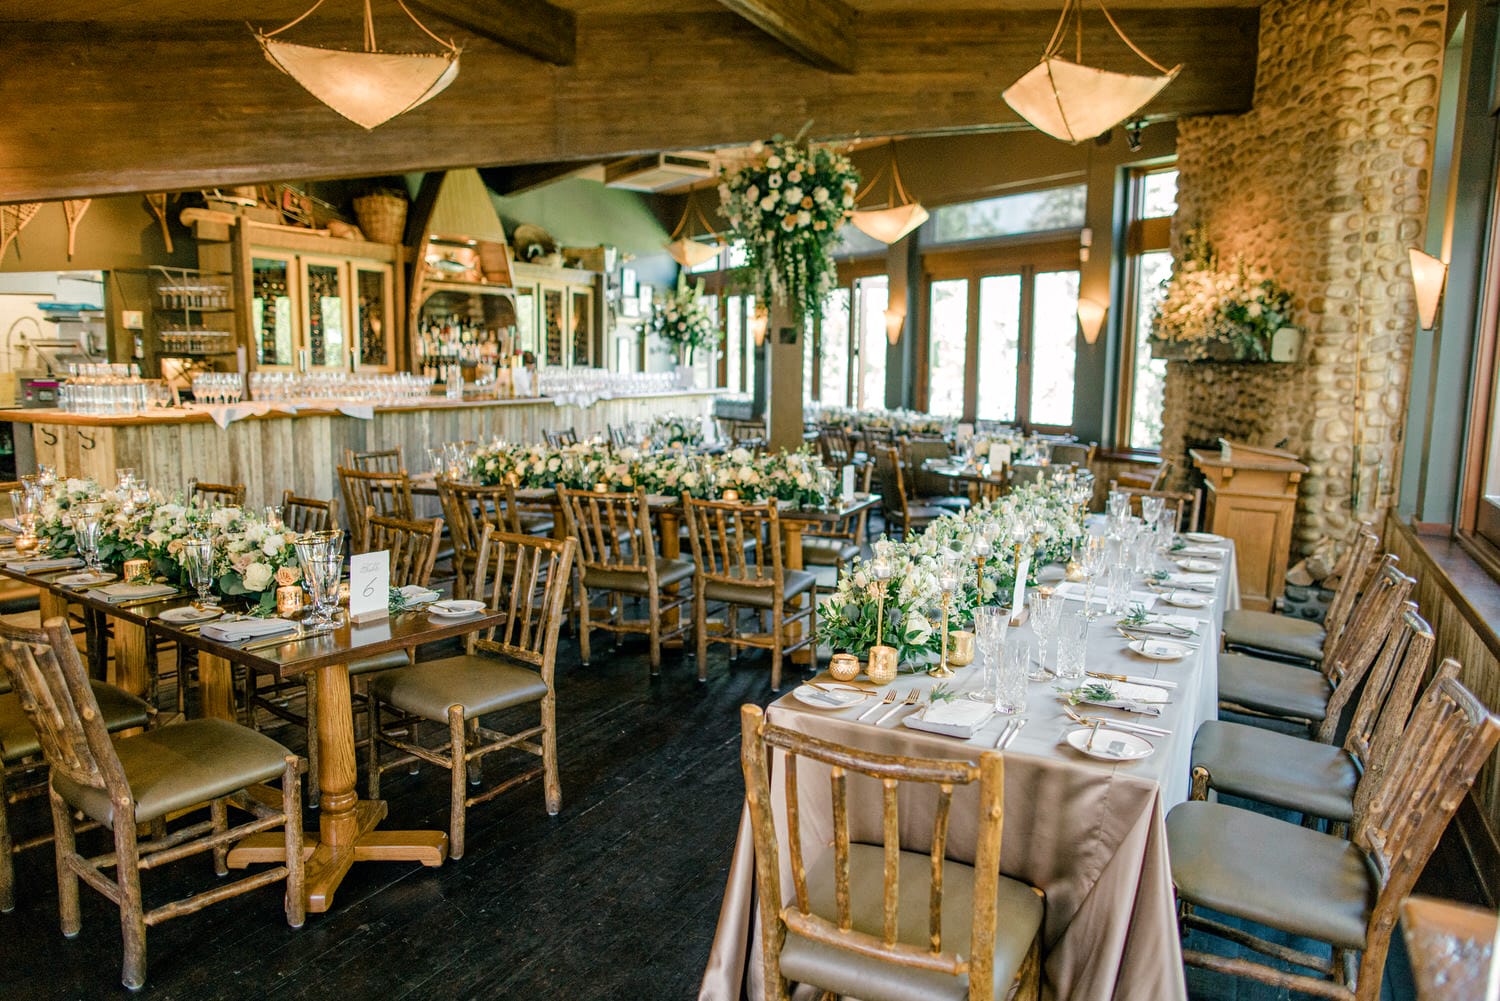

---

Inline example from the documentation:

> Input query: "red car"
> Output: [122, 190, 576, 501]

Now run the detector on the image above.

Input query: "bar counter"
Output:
[1, 389, 717, 509]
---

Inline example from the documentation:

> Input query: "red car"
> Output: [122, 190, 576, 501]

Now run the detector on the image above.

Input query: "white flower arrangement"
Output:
[812, 404, 957, 437]
[649, 274, 719, 365]
[719, 137, 860, 324]
[1149, 229, 1295, 362]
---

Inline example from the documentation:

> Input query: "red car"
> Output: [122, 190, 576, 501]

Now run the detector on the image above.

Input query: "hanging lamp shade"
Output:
[254, 0, 460, 131]
[849, 140, 928, 245]
[1002, 0, 1180, 144]
[664, 193, 723, 269]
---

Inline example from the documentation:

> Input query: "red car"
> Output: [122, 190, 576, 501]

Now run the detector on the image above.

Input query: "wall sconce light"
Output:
[884, 308, 906, 346]
[1079, 227, 1093, 263]
[1076, 298, 1107, 344]
[1408, 247, 1448, 330]
[750, 307, 770, 347]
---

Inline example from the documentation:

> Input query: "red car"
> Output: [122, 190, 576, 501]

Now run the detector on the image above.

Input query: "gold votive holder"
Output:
[866, 645, 898, 685]
[122, 559, 152, 585]
[948, 630, 975, 667]
[338, 581, 351, 606]
[1065, 560, 1085, 582]
[829, 652, 861, 682]
[13, 533, 38, 555]
[275, 585, 304, 616]
[721, 489, 739, 502]
[593, 482, 609, 493]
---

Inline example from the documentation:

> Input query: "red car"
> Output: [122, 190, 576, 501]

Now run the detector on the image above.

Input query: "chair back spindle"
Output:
[361, 513, 444, 589]
[343, 446, 405, 474]
[338, 466, 415, 550]
[281, 490, 338, 534]
[471, 525, 574, 670]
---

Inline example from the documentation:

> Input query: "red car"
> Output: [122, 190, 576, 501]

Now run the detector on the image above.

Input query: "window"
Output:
[1117, 167, 1177, 450]
[688, 239, 749, 275]
[801, 268, 889, 408]
[925, 185, 1087, 245]
[919, 237, 1081, 429]
[854, 275, 890, 409]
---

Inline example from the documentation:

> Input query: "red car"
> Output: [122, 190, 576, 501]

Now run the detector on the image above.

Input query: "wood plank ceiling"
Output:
[0, 1, 1263, 203]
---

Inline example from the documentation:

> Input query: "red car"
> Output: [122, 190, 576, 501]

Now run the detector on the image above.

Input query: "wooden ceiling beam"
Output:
[714, 0, 857, 73]
[0, 9, 1258, 204]
[407, 0, 575, 66]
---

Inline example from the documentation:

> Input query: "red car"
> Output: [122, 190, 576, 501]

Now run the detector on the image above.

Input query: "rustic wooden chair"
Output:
[684, 496, 817, 691]
[544, 428, 578, 448]
[607, 424, 631, 450]
[368, 527, 576, 859]
[361, 512, 445, 590]
[1191, 603, 1443, 831]
[1006, 463, 1048, 490]
[739, 704, 1044, 1001]
[281, 489, 339, 535]
[903, 437, 968, 513]
[1049, 440, 1095, 468]
[0, 616, 303, 990]
[343, 445, 404, 474]
[1222, 524, 1379, 666]
[873, 446, 945, 541]
[0, 635, 153, 913]
[801, 461, 875, 572]
[1106, 480, 1201, 532]
[817, 425, 856, 468]
[189, 479, 246, 508]
[1168, 674, 1500, 1001]
[1401, 896, 1498, 1001]
[337, 466, 414, 553]
[728, 418, 768, 452]
[1218, 557, 1412, 735]
[556, 486, 693, 674]
[435, 478, 521, 599]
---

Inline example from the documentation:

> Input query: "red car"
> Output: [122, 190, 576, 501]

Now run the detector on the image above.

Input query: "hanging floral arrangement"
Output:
[649, 273, 720, 365]
[718, 136, 860, 324]
[1149, 229, 1297, 362]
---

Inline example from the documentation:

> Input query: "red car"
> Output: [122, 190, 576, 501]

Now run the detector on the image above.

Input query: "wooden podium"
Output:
[1190, 439, 1308, 611]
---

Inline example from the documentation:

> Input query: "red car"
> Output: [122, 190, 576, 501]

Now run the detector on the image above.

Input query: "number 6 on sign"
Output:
[349, 550, 390, 624]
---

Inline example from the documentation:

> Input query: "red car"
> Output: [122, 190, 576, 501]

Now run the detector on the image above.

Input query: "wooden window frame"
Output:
[1114, 165, 1176, 452]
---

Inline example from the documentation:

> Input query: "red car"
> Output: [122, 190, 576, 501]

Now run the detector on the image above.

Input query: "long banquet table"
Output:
[700, 543, 1239, 1001]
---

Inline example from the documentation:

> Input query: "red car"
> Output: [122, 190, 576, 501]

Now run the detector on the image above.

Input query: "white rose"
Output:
[242, 562, 274, 592]
[904, 613, 932, 645]
[262, 533, 286, 556]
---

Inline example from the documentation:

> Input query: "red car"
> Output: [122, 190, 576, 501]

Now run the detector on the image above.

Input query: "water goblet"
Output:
[74, 503, 105, 573]
[1139, 494, 1165, 528]
[969, 606, 1008, 705]
[1002, 636, 1033, 712]
[183, 536, 217, 607]
[1055, 610, 1089, 686]
[1027, 588, 1061, 681]
[1105, 561, 1134, 616]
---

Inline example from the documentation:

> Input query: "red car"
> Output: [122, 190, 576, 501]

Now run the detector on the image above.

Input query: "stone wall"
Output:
[1162, 0, 1447, 553]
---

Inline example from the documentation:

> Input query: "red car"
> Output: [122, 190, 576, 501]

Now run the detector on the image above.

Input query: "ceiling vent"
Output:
[604, 152, 716, 192]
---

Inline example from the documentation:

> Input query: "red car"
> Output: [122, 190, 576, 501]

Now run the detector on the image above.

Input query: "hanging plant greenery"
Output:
[718, 136, 860, 325]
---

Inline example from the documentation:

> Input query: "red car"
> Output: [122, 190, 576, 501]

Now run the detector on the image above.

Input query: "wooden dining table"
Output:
[0, 559, 501, 913]
[700, 540, 1241, 1001]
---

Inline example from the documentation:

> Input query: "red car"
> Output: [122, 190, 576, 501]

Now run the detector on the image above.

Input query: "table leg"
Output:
[784, 523, 811, 666]
[198, 653, 237, 722]
[226, 660, 448, 913]
[109, 620, 152, 699]
[658, 510, 684, 646]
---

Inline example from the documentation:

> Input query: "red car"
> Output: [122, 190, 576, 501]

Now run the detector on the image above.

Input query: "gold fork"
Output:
[857, 689, 898, 722]
[875, 690, 919, 725]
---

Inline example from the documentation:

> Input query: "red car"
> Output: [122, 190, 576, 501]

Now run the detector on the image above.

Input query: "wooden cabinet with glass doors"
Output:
[510, 262, 598, 369]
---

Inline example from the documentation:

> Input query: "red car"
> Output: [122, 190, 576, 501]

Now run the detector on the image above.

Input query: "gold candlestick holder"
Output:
[868, 577, 898, 683]
[929, 590, 955, 678]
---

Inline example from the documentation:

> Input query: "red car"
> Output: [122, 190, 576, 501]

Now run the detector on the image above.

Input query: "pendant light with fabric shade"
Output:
[1002, 0, 1180, 144]
[254, 0, 461, 131]
[664, 194, 723, 269]
[849, 141, 929, 245]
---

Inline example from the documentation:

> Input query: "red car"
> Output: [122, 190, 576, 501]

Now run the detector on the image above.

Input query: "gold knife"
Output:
[243, 628, 332, 653]
[114, 592, 187, 610]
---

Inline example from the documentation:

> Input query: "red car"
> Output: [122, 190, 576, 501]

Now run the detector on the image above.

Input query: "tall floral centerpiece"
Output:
[718, 137, 860, 324]
[1149, 229, 1297, 362]
[649, 274, 719, 367]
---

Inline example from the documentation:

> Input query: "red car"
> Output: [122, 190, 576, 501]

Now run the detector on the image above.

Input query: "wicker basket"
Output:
[352, 193, 408, 245]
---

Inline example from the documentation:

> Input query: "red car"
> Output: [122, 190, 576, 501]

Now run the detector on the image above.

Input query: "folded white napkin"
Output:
[1053, 581, 1158, 609]
[903, 699, 993, 739]
[1172, 545, 1225, 558]
[1165, 573, 1217, 591]
[6, 557, 84, 573]
[200, 617, 298, 643]
[1078, 679, 1171, 705]
[398, 585, 441, 605]
[94, 582, 178, 603]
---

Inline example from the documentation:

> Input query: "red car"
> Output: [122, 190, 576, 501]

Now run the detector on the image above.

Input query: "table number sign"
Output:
[841, 464, 856, 503]
[989, 443, 1012, 469]
[349, 550, 390, 624]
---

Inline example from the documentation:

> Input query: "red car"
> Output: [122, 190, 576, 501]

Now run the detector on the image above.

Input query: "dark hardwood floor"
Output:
[0, 628, 1477, 1000]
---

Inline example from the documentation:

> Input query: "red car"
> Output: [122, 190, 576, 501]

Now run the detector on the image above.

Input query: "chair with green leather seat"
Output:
[874, 446, 946, 541]
[802, 461, 874, 574]
[556, 486, 692, 674]
[903, 437, 969, 514]
[1191, 604, 1439, 831]
[1168, 674, 1500, 1001]
[0, 661, 154, 913]
[685, 496, 818, 691]
[740, 704, 1044, 1001]
[0, 616, 303, 990]
[1218, 557, 1411, 730]
[1221, 524, 1379, 666]
[367, 527, 575, 859]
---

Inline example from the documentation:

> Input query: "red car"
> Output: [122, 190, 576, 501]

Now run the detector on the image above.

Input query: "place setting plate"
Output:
[1128, 638, 1194, 661]
[1182, 532, 1226, 544]
[158, 605, 224, 624]
[1173, 558, 1221, 573]
[1066, 727, 1155, 761]
[1162, 590, 1212, 609]
[428, 599, 487, 619]
[792, 684, 870, 709]
[54, 570, 117, 587]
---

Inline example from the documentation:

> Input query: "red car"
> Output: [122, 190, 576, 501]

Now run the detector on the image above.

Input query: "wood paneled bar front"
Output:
[1, 390, 716, 510]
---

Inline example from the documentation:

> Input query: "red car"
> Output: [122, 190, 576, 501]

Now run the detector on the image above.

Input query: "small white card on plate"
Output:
[350, 550, 390, 624]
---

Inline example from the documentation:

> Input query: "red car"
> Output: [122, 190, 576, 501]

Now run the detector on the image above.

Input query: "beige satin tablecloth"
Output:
[700, 545, 1238, 1001]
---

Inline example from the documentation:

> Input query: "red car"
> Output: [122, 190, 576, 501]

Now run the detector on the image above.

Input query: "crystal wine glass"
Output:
[74, 503, 104, 574]
[183, 536, 217, 607]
